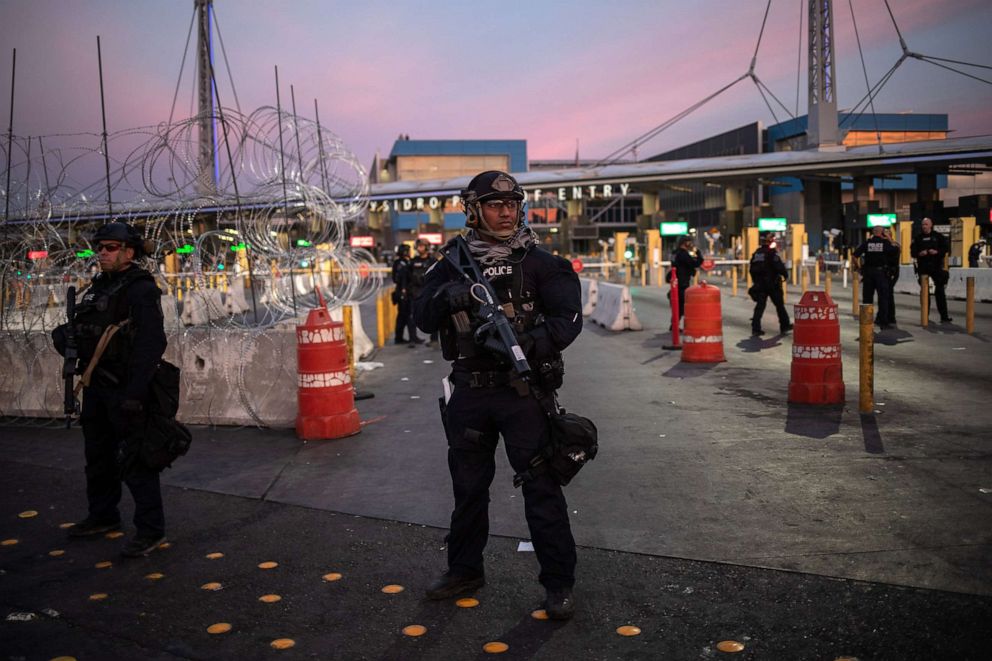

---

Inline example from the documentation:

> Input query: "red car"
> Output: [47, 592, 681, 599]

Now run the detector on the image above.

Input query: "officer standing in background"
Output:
[911, 217, 952, 323]
[409, 238, 436, 347]
[670, 235, 703, 327]
[56, 222, 169, 557]
[391, 244, 422, 344]
[748, 232, 792, 335]
[413, 170, 582, 620]
[853, 225, 900, 329]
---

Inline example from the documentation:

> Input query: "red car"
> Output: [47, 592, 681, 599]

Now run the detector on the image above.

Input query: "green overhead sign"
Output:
[867, 213, 896, 227]
[176, 244, 195, 254]
[296, 239, 313, 247]
[230, 242, 247, 252]
[660, 221, 689, 236]
[758, 217, 788, 232]
[75, 249, 95, 258]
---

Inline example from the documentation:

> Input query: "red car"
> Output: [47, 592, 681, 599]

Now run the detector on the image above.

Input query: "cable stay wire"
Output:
[749, 0, 773, 72]
[211, 6, 242, 115]
[795, 0, 803, 117]
[838, 55, 905, 129]
[752, 77, 780, 125]
[917, 54, 992, 71]
[167, 6, 197, 127]
[751, 73, 796, 120]
[882, 0, 908, 51]
[848, 0, 884, 153]
[914, 55, 992, 86]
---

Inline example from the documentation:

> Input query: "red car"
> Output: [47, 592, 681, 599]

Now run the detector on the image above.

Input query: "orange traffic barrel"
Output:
[681, 282, 726, 363]
[789, 291, 844, 404]
[296, 306, 361, 439]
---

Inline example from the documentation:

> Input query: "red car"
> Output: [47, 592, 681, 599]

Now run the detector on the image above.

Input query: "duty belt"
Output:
[450, 371, 514, 388]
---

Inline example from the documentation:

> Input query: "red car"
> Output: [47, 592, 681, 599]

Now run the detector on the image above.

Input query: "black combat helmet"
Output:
[92, 222, 147, 257]
[460, 170, 525, 230]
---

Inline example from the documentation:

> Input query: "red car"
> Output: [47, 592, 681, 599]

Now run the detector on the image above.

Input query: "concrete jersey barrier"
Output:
[590, 281, 642, 331]
[894, 266, 992, 302]
[579, 277, 598, 317]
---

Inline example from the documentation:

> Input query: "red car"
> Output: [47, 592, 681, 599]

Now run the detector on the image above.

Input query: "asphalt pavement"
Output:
[2, 278, 991, 660]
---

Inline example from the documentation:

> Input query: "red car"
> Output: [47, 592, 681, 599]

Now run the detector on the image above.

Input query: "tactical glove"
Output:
[439, 281, 473, 312]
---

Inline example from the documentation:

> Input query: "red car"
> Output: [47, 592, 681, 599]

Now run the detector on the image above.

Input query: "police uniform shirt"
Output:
[409, 254, 433, 297]
[854, 236, 896, 270]
[911, 231, 948, 274]
[749, 246, 786, 285]
[414, 244, 582, 372]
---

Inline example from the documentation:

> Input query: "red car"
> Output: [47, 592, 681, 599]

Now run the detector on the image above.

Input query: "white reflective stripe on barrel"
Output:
[297, 326, 345, 344]
[683, 335, 723, 344]
[298, 370, 352, 388]
[794, 306, 837, 320]
[792, 344, 841, 359]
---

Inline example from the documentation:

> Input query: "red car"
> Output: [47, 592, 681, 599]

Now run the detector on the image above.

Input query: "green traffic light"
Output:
[624, 249, 634, 260]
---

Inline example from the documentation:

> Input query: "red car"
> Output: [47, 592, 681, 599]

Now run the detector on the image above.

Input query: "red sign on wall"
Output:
[571, 258, 584, 273]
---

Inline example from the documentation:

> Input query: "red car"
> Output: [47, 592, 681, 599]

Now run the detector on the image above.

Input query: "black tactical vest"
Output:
[73, 267, 155, 375]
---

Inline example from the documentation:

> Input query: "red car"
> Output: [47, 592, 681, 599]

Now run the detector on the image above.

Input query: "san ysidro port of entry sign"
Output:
[660, 221, 689, 236]
[757, 217, 788, 232]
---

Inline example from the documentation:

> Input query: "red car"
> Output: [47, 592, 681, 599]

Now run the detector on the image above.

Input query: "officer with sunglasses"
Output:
[54, 222, 168, 557]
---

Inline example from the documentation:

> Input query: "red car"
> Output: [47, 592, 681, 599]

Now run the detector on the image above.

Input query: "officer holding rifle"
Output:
[413, 170, 582, 619]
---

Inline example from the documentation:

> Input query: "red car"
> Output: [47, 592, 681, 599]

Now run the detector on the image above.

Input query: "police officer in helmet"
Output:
[55, 222, 169, 557]
[413, 170, 582, 619]
[748, 232, 792, 335]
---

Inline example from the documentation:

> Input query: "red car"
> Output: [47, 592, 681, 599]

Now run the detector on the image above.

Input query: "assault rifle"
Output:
[439, 236, 531, 380]
[62, 286, 79, 427]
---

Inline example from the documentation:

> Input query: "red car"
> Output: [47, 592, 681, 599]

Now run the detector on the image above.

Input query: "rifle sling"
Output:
[74, 319, 130, 396]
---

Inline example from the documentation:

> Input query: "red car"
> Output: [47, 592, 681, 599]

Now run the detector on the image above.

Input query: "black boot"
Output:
[67, 517, 121, 538]
[425, 571, 484, 600]
[545, 587, 576, 620]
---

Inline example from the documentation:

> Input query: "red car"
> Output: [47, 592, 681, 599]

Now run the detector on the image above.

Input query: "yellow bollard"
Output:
[920, 275, 929, 328]
[966, 276, 975, 335]
[731, 265, 738, 297]
[852, 273, 860, 317]
[693, 272, 699, 286]
[343, 305, 356, 383]
[801, 268, 809, 294]
[625, 265, 631, 287]
[814, 259, 820, 286]
[825, 271, 832, 297]
[640, 266, 646, 287]
[859, 304, 875, 414]
[376, 290, 386, 348]
[388, 287, 398, 335]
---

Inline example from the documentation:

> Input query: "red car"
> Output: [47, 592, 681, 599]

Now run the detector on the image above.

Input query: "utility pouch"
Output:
[140, 413, 193, 471]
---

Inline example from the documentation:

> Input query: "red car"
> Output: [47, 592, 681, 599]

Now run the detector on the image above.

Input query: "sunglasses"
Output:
[97, 242, 124, 253]
[483, 200, 520, 212]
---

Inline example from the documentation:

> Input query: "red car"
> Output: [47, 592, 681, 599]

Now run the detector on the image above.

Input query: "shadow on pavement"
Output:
[736, 335, 784, 353]
[785, 403, 843, 439]
[874, 327, 915, 346]
[860, 413, 885, 454]
[662, 362, 717, 379]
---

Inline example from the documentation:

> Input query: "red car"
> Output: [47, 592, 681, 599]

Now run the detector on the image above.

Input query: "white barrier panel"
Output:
[579, 277, 598, 317]
[224, 277, 250, 314]
[180, 291, 209, 326]
[590, 282, 642, 331]
[294, 273, 314, 295]
[205, 289, 226, 322]
[894, 266, 992, 302]
[161, 295, 180, 330]
[329, 305, 375, 360]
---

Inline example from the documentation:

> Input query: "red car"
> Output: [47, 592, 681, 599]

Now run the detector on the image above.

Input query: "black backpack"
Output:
[140, 360, 192, 471]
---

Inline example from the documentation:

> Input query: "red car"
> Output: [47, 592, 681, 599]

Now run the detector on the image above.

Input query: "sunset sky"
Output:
[1, 0, 990, 172]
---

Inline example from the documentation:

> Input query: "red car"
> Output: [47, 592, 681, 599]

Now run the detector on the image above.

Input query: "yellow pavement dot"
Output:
[717, 640, 745, 653]
[59, 522, 75, 529]
[205, 552, 224, 560]
[207, 622, 231, 634]
[483, 641, 509, 654]
[104, 531, 124, 539]
[94, 561, 112, 569]
[50, 656, 78, 661]
[258, 561, 278, 569]
[381, 584, 404, 594]
[49, 549, 66, 557]
[530, 609, 549, 620]
[456, 598, 479, 608]
[201, 582, 223, 591]
[1, 539, 18, 546]
[88, 593, 108, 601]
[617, 625, 642, 637]
[322, 572, 342, 582]
[270, 639, 295, 650]
[158, 542, 171, 549]
[145, 572, 165, 580]
[259, 594, 282, 603]
[19, 510, 38, 518]
[402, 624, 427, 637]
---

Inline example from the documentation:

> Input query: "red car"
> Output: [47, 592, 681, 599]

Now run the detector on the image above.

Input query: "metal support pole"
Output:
[343, 305, 356, 384]
[4, 48, 14, 224]
[376, 290, 386, 348]
[814, 259, 820, 285]
[859, 304, 874, 414]
[731, 264, 738, 296]
[966, 276, 975, 335]
[801, 267, 809, 294]
[96, 36, 113, 218]
[920, 274, 929, 327]
[274, 65, 298, 316]
[825, 270, 832, 296]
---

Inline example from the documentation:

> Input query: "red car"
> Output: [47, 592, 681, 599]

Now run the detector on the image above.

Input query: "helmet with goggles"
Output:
[461, 170, 525, 236]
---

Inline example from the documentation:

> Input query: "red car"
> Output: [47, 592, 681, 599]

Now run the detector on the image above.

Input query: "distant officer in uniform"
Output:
[670, 235, 703, 326]
[57, 223, 169, 557]
[968, 240, 985, 268]
[391, 244, 422, 344]
[748, 232, 792, 336]
[409, 238, 437, 347]
[413, 170, 582, 620]
[910, 217, 952, 323]
[854, 225, 900, 328]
